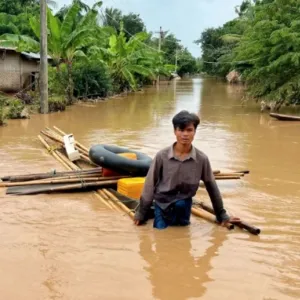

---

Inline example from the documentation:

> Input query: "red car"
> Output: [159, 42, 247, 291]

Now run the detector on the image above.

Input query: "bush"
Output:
[48, 66, 68, 96]
[0, 97, 6, 126]
[73, 62, 112, 98]
[48, 96, 67, 112]
[7, 98, 25, 119]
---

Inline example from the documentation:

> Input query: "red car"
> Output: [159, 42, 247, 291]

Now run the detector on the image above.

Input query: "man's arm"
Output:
[134, 153, 162, 223]
[201, 157, 230, 223]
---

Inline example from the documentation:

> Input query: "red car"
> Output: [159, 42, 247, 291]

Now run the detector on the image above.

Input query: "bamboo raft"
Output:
[0, 126, 260, 235]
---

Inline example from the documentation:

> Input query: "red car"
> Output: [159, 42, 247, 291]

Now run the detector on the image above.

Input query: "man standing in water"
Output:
[134, 110, 240, 229]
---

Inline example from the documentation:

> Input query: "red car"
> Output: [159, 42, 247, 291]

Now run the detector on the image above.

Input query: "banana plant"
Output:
[102, 24, 173, 90]
[0, 1, 104, 102]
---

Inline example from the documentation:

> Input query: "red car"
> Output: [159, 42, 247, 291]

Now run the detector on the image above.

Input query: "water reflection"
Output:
[138, 227, 227, 300]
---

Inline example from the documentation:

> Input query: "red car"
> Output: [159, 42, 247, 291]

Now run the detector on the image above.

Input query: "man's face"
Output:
[174, 123, 196, 146]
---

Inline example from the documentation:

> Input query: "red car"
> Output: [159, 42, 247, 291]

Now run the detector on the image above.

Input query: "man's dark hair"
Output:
[172, 110, 200, 130]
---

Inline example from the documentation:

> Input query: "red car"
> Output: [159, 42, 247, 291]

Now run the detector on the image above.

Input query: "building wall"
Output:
[0, 50, 21, 92]
[21, 59, 39, 88]
[0, 50, 39, 92]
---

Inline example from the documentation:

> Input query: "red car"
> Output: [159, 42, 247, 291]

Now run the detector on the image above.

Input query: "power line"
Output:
[100, 8, 167, 54]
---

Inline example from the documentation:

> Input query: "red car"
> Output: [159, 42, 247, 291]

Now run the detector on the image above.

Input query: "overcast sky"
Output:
[57, 0, 242, 57]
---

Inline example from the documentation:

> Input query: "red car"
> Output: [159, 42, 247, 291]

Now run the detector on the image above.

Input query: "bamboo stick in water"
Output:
[191, 207, 234, 230]
[38, 135, 72, 171]
[97, 189, 122, 212]
[1, 168, 103, 182]
[0, 176, 129, 187]
[38, 133, 116, 211]
[41, 129, 93, 165]
[94, 191, 116, 210]
[102, 188, 135, 219]
[196, 201, 260, 235]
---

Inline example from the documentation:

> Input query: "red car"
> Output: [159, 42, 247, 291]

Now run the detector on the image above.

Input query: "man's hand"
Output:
[221, 216, 241, 227]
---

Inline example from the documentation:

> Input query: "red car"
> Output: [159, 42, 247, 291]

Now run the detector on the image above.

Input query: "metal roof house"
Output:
[0, 47, 49, 93]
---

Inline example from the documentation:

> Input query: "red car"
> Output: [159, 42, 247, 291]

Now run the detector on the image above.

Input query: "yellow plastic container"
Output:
[102, 152, 137, 177]
[117, 177, 146, 200]
[118, 152, 137, 160]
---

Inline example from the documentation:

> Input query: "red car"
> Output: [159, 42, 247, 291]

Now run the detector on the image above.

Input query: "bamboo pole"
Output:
[102, 188, 135, 219]
[41, 129, 64, 145]
[55, 150, 80, 170]
[216, 173, 244, 177]
[214, 176, 241, 180]
[38, 134, 116, 212]
[39, 132, 80, 170]
[93, 192, 115, 210]
[43, 128, 90, 157]
[97, 189, 121, 212]
[42, 129, 91, 162]
[38, 135, 72, 171]
[196, 201, 260, 235]
[42, 128, 96, 166]
[0, 176, 128, 187]
[53, 126, 89, 153]
[1, 168, 103, 182]
[46, 128, 89, 155]
[191, 207, 234, 230]
[19, 180, 119, 195]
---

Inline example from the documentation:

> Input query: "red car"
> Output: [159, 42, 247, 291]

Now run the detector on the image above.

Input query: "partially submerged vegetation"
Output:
[196, 0, 300, 111]
[0, 0, 199, 125]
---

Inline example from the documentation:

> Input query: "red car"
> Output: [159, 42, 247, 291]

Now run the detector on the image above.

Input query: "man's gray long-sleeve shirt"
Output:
[134, 144, 229, 223]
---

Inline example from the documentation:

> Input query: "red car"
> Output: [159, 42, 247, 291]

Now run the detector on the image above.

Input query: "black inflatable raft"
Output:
[89, 144, 153, 176]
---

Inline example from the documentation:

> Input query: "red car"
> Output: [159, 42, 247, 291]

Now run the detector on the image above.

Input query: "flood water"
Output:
[0, 77, 300, 300]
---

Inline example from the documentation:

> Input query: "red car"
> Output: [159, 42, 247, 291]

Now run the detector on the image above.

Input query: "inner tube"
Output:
[89, 144, 153, 176]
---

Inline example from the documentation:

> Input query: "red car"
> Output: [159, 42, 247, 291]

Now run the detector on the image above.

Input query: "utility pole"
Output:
[40, 0, 49, 114]
[155, 26, 167, 85]
[175, 49, 178, 73]
[175, 39, 181, 75]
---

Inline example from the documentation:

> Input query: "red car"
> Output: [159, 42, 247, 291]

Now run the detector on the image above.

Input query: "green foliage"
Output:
[0, 0, 195, 105]
[72, 62, 112, 98]
[0, 0, 23, 15]
[48, 66, 68, 96]
[233, 0, 300, 107]
[48, 96, 67, 112]
[195, 18, 247, 77]
[150, 33, 197, 76]
[177, 48, 198, 76]
[7, 99, 25, 119]
[122, 13, 145, 39]
[0, 95, 7, 126]
[104, 28, 163, 91]
[196, 0, 300, 108]
[0, 13, 37, 38]
[0, 24, 19, 35]
[102, 8, 146, 40]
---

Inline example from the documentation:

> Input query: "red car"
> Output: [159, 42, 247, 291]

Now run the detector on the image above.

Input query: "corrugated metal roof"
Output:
[0, 46, 51, 60]
[0, 46, 17, 51]
[21, 52, 52, 60]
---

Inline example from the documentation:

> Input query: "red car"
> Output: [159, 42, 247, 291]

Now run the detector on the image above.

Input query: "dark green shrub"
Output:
[48, 96, 67, 112]
[73, 62, 112, 99]
[7, 99, 25, 119]
[0, 97, 6, 126]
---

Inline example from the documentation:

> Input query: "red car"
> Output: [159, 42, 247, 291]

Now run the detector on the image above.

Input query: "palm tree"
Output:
[101, 7, 122, 30]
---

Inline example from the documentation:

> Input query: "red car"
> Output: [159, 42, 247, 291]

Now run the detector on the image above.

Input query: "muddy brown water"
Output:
[0, 77, 299, 300]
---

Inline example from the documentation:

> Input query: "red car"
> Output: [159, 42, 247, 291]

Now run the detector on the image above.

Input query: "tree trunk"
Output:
[40, 0, 49, 113]
[67, 62, 74, 104]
